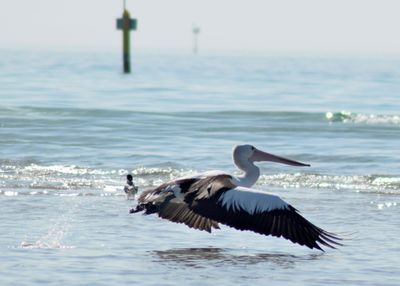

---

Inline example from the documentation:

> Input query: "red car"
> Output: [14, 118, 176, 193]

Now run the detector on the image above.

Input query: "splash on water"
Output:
[18, 202, 79, 250]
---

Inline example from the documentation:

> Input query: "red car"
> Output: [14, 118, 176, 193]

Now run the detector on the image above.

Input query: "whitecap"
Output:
[258, 173, 400, 194]
[4, 191, 18, 196]
[326, 111, 400, 125]
[103, 185, 118, 193]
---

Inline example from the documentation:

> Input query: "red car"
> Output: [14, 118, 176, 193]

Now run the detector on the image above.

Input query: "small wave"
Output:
[132, 166, 182, 177]
[258, 173, 400, 194]
[130, 166, 195, 188]
[0, 160, 130, 197]
[2, 160, 399, 196]
[22, 163, 124, 176]
[326, 111, 400, 125]
[3, 105, 400, 126]
[0, 188, 127, 197]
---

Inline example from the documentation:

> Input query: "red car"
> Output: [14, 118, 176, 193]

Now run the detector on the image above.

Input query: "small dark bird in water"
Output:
[124, 174, 138, 200]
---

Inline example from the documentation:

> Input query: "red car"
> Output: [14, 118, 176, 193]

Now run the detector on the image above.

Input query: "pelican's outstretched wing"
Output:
[186, 179, 342, 251]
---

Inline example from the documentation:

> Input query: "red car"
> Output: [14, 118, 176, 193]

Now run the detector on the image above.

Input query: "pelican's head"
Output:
[233, 144, 310, 169]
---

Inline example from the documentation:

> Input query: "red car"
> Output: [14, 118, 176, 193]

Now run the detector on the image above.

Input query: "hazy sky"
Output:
[1, 0, 399, 55]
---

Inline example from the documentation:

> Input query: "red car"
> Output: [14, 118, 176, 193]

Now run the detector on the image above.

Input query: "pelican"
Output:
[130, 144, 342, 251]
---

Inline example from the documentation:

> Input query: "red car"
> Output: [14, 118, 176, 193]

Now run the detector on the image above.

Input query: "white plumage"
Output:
[218, 187, 289, 214]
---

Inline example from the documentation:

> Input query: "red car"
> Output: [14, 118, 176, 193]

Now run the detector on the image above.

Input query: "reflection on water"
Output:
[152, 247, 322, 269]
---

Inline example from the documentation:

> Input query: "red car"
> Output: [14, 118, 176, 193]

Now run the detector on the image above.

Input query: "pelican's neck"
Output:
[234, 160, 260, 188]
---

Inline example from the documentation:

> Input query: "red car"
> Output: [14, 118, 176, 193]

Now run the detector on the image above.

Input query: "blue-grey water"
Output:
[0, 49, 399, 285]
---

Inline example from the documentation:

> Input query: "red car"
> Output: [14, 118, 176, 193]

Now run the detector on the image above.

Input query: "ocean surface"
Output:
[0, 49, 399, 285]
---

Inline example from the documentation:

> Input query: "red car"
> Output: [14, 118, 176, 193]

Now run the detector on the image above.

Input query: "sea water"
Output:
[0, 49, 399, 285]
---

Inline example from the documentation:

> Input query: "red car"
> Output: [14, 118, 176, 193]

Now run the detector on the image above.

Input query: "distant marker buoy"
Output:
[192, 25, 200, 54]
[116, 0, 137, 73]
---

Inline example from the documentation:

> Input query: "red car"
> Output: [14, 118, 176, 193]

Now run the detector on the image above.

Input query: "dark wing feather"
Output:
[157, 195, 219, 232]
[189, 186, 342, 250]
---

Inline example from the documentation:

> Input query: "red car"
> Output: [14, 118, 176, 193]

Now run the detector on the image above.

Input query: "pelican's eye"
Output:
[251, 146, 255, 151]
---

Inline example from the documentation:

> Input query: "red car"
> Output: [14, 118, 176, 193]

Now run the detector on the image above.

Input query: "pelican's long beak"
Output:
[251, 149, 310, 167]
